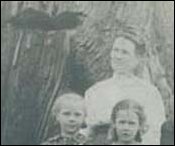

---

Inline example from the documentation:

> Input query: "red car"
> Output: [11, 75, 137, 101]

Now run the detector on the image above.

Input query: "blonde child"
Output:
[41, 93, 88, 145]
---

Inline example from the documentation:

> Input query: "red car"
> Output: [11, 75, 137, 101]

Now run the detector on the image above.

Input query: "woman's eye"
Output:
[122, 50, 128, 55]
[112, 48, 119, 53]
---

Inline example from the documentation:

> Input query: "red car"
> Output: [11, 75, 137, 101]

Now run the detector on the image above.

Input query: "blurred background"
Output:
[1, 1, 174, 145]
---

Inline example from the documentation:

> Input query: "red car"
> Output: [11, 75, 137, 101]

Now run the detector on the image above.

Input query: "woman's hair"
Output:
[114, 26, 146, 57]
[109, 99, 147, 143]
[112, 27, 148, 77]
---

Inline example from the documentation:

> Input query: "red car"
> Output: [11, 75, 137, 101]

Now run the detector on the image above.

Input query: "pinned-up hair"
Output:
[114, 26, 146, 57]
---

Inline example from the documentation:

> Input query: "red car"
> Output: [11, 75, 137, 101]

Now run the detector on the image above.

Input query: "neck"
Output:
[113, 71, 134, 79]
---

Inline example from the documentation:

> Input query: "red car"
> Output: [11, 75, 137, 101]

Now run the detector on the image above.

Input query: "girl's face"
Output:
[56, 100, 85, 136]
[110, 37, 138, 74]
[115, 110, 140, 144]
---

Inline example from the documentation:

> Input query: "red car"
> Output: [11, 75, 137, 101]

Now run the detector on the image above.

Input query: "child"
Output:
[41, 93, 88, 145]
[161, 96, 174, 145]
[108, 99, 148, 145]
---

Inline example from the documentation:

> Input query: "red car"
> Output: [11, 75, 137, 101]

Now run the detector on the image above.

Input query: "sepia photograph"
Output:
[1, 1, 174, 145]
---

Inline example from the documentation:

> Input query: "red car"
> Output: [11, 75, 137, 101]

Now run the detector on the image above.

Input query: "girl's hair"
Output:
[109, 99, 147, 143]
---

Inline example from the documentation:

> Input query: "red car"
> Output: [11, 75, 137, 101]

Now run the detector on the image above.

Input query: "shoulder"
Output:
[75, 133, 86, 141]
[135, 77, 155, 89]
[75, 133, 90, 145]
[135, 77, 161, 95]
[85, 78, 114, 96]
[41, 135, 61, 145]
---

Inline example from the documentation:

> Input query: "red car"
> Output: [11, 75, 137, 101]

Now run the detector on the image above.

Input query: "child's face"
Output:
[56, 100, 85, 136]
[115, 110, 140, 144]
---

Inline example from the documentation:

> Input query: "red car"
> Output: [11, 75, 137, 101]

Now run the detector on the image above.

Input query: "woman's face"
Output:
[115, 110, 140, 144]
[110, 37, 138, 74]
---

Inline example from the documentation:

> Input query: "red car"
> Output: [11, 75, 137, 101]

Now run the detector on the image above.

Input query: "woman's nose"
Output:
[111, 53, 120, 60]
[113, 52, 124, 61]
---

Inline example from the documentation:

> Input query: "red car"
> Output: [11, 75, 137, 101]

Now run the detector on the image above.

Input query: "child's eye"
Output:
[62, 112, 71, 116]
[119, 120, 127, 124]
[129, 121, 136, 125]
[74, 113, 82, 117]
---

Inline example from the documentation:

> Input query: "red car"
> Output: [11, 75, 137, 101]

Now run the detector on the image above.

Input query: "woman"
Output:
[85, 30, 165, 145]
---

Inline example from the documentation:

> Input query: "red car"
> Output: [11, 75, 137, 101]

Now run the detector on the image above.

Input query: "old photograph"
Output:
[1, 1, 174, 145]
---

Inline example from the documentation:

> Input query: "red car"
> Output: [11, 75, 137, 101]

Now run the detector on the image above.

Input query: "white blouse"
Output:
[85, 75, 166, 145]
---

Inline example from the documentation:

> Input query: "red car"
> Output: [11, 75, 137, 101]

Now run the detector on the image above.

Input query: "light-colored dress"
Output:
[111, 141, 140, 145]
[85, 75, 166, 145]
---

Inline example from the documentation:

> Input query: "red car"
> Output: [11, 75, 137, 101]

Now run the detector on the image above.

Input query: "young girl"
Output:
[108, 99, 148, 145]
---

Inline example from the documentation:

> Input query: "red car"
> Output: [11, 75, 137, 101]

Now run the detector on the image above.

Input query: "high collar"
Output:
[113, 72, 136, 81]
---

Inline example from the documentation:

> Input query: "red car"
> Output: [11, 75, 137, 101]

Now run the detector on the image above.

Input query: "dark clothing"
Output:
[41, 133, 89, 145]
[90, 124, 110, 145]
[161, 120, 174, 145]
